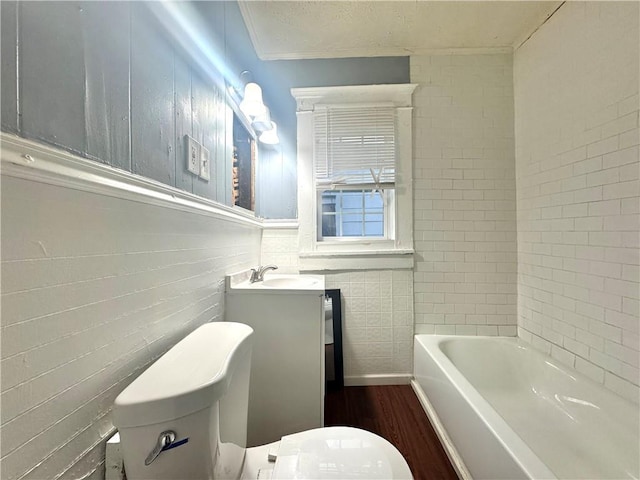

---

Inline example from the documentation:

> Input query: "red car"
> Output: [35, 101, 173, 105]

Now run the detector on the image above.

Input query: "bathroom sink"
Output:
[226, 272, 324, 293]
[261, 275, 319, 288]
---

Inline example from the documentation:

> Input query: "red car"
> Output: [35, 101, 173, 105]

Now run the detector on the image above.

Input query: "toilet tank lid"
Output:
[113, 322, 253, 428]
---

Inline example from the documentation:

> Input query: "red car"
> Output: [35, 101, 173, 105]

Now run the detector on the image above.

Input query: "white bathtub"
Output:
[412, 335, 639, 480]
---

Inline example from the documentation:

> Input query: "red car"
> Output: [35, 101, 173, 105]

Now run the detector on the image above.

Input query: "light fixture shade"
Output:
[252, 107, 273, 132]
[259, 122, 279, 145]
[240, 82, 266, 118]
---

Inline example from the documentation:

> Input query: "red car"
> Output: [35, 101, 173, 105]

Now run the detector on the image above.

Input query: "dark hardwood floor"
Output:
[325, 385, 458, 480]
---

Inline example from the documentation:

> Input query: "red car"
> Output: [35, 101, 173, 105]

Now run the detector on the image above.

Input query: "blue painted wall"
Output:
[1, 1, 230, 204]
[1, 1, 410, 219]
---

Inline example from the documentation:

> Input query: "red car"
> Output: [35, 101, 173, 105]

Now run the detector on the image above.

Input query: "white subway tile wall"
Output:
[410, 53, 518, 336]
[514, 2, 639, 402]
[1, 176, 261, 480]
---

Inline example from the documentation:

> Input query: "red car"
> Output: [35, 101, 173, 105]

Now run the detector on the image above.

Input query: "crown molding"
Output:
[237, 1, 269, 61]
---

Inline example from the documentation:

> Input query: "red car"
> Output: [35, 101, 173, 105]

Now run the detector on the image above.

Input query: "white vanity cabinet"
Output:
[225, 274, 325, 447]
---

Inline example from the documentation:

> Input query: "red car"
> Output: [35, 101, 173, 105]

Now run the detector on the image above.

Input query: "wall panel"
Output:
[20, 2, 86, 153]
[83, 2, 131, 170]
[0, 1, 18, 133]
[192, 70, 218, 200]
[174, 59, 194, 193]
[130, 4, 175, 185]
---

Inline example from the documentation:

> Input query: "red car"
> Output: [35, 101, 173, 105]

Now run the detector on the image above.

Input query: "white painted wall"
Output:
[1, 162, 261, 479]
[410, 53, 518, 336]
[513, 1, 639, 402]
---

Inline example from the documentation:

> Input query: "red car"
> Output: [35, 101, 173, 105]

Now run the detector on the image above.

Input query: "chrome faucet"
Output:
[249, 265, 278, 283]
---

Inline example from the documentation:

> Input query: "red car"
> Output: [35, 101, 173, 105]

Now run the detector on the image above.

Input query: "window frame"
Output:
[292, 84, 417, 271]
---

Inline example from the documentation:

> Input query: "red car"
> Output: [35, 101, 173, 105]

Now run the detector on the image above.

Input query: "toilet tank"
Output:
[113, 322, 253, 480]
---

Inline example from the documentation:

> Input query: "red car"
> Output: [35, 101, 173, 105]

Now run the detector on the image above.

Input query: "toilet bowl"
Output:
[112, 322, 413, 480]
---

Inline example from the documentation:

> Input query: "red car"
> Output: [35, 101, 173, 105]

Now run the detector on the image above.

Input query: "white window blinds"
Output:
[314, 107, 396, 187]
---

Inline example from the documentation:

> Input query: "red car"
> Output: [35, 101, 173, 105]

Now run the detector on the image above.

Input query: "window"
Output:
[320, 189, 394, 238]
[314, 107, 396, 241]
[292, 84, 416, 270]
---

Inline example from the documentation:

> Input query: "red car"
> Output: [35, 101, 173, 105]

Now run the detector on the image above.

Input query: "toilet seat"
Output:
[242, 427, 413, 480]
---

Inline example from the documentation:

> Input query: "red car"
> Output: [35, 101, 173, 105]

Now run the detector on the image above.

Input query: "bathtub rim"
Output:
[413, 334, 557, 480]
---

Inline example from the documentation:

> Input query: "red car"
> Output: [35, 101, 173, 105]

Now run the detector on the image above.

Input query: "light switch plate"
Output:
[185, 135, 200, 175]
[199, 145, 211, 181]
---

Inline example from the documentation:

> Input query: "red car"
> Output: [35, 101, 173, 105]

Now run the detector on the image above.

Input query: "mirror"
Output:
[232, 113, 256, 211]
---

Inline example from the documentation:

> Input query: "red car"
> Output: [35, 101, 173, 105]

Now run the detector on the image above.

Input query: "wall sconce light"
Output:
[237, 71, 279, 145]
[240, 82, 267, 118]
[259, 121, 279, 145]
[251, 107, 273, 132]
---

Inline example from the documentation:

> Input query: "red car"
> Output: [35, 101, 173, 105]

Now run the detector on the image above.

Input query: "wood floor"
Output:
[324, 385, 458, 480]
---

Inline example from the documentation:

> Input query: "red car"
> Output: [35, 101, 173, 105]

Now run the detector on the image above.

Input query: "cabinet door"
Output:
[226, 292, 324, 446]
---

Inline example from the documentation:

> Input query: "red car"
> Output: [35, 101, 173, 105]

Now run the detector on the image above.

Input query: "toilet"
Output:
[113, 322, 413, 480]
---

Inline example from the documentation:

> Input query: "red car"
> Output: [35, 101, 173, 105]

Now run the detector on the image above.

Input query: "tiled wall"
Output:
[260, 227, 300, 273]
[260, 228, 414, 380]
[325, 271, 414, 380]
[514, 2, 639, 402]
[410, 54, 518, 336]
[1, 172, 261, 480]
[0, 170, 262, 480]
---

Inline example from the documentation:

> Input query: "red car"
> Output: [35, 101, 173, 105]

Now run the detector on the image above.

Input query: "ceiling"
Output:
[238, 1, 562, 60]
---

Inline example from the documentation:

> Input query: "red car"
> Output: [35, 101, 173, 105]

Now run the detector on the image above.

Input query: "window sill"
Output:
[298, 249, 414, 271]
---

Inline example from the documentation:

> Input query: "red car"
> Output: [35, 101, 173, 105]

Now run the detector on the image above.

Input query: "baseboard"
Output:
[410, 380, 472, 480]
[344, 374, 412, 386]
